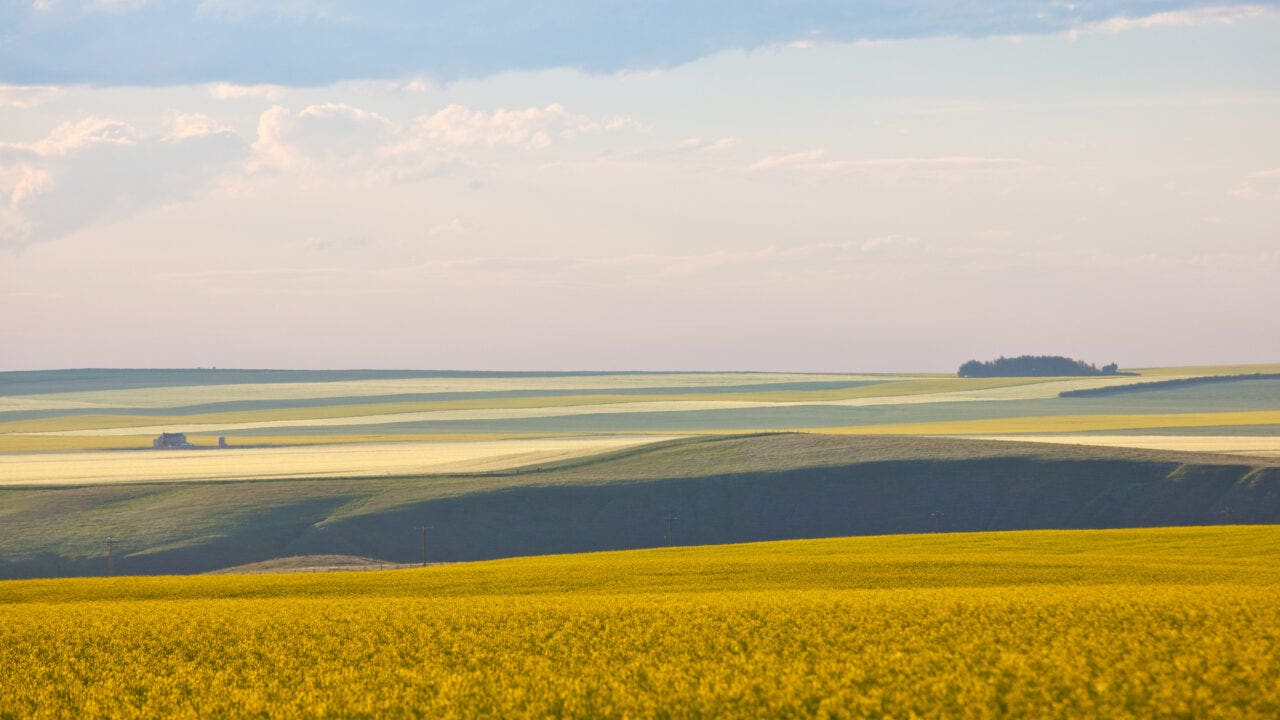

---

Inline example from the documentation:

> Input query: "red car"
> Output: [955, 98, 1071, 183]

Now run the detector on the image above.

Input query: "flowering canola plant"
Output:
[2, 526, 1278, 719]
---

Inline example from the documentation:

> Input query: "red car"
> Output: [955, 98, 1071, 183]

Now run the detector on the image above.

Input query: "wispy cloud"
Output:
[0, 115, 248, 248]
[209, 82, 287, 101]
[248, 101, 640, 181]
[1069, 3, 1272, 37]
[0, 85, 64, 109]
[1232, 167, 1280, 199]
[748, 149, 1036, 182]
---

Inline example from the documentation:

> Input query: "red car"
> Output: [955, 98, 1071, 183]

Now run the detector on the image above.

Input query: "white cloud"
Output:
[0, 116, 137, 157]
[1232, 167, 1280, 199]
[861, 235, 920, 252]
[1069, 4, 1271, 37]
[748, 149, 826, 173]
[248, 101, 639, 181]
[0, 85, 64, 109]
[427, 217, 469, 236]
[249, 102, 395, 174]
[671, 136, 740, 154]
[748, 149, 1033, 181]
[209, 83, 287, 102]
[0, 116, 249, 248]
[166, 112, 233, 141]
[412, 103, 624, 149]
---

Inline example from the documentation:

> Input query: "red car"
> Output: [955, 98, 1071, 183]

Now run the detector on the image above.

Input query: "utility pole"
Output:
[930, 511, 943, 534]
[664, 513, 678, 546]
[104, 536, 116, 576]
[415, 525, 432, 566]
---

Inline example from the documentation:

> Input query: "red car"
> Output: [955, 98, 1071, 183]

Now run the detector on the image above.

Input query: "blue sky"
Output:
[3, 1, 1272, 85]
[0, 2, 1277, 371]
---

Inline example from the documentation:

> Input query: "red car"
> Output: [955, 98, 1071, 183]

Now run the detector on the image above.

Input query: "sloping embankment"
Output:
[5, 455, 1275, 578]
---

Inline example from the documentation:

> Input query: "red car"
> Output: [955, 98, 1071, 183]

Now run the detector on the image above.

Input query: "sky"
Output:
[1, 1, 1278, 372]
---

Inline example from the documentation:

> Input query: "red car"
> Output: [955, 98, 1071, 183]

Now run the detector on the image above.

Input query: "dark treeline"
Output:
[958, 355, 1128, 378]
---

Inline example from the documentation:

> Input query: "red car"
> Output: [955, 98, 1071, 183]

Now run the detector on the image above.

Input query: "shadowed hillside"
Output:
[2, 434, 1277, 578]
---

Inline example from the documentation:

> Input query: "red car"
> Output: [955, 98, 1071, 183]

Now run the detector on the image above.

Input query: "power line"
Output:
[102, 536, 116, 576]
[415, 525, 433, 566]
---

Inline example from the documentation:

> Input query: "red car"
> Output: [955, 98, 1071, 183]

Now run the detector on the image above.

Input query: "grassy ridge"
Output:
[2, 527, 1277, 719]
[2, 434, 1276, 579]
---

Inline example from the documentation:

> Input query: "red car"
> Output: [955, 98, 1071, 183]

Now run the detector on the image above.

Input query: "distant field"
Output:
[2, 367, 1278, 465]
[974, 434, 1280, 458]
[0, 435, 681, 486]
[1135, 362, 1280, 377]
[0, 371, 893, 411]
[2, 526, 1277, 718]
[813, 410, 1280, 438]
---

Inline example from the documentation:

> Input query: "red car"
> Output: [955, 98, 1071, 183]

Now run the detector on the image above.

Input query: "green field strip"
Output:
[1060, 373, 1280, 398]
[2, 371, 901, 411]
[0, 377, 1093, 435]
[1064, 424, 1280, 436]
[3, 369, 835, 397]
[0, 379, 894, 423]
[191, 387, 1280, 437]
[1134, 362, 1280, 377]
[810, 410, 1280, 435]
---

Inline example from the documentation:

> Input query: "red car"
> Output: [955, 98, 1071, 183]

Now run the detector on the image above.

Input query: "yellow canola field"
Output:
[0, 435, 680, 486]
[1, 527, 1278, 719]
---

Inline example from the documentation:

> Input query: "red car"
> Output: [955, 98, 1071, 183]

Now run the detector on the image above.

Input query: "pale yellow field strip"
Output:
[0, 432, 597, 454]
[1135, 363, 1280, 378]
[824, 375, 1195, 406]
[19, 400, 782, 436]
[0, 373, 899, 412]
[0, 435, 683, 486]
[806, 411, 1280, 436]
[971, 434, 1280, 458]
[8, 376, 1200, 437]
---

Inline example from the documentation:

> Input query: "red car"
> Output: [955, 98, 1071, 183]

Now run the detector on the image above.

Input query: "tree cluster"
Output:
[958, 355, 1120, 378]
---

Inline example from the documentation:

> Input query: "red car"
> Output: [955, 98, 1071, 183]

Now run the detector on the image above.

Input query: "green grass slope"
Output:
[2, 434, 1276, 579]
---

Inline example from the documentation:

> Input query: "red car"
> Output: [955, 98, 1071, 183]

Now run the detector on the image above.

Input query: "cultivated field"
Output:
[0, 435, 680, 486]
[2, 368, 1279, 578]
[3, 366, 1278, 468]
[2, 526, 1276, 719]
[973, 434, 1280, 458]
